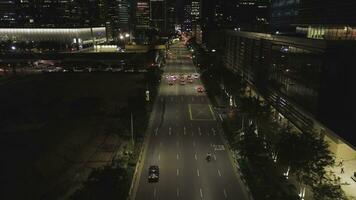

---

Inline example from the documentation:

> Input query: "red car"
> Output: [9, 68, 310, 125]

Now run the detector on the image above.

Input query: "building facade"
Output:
[150, 0, 166, 32]
[225, 30, 356, 159]
[271, 0, 356, 39]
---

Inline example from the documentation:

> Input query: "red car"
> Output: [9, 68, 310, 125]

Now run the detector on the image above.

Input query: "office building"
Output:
[235, 0, 270, 32]
[225, 30, 356, 159]
[166, 2, 176, 34]
[136, 0, 150, 29]
[271, 0, 299, 33]
[271, 0, 356, 39]
[182, 4, 192, 31]
[191, 0, 201, 22]
[150, 0, 166, 32]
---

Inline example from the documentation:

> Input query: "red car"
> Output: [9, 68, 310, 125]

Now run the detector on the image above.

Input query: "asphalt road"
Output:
[135, 42, 250, 200]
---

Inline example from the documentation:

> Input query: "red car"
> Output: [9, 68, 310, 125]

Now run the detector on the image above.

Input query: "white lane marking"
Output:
[195, 153, 198, 160]
[223, 189, 228, 199]
[219, 114, 223, 121]
[197, 169, 200, 177]
[200, 188, 203, 198]
[158, 154, 161, 161]
[193, 141, 196, 147]
[177, 168, 179, 176]
[177, 187, 180, 197]
[154, 187, 157, 199]
[217, 169, 221, 177]
[177, 153, 179, 160]
[212, 128, 216, 136]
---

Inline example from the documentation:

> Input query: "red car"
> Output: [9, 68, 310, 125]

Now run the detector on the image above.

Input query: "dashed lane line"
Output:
[217, 169, 222, 177]
[223, 189, 228, 199]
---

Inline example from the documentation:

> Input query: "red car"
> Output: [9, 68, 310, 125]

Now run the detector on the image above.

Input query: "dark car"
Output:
[148, 165, 159, 182]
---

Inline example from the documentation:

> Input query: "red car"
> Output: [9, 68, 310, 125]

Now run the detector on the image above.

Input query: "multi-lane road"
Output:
[134, 41, 250, 200]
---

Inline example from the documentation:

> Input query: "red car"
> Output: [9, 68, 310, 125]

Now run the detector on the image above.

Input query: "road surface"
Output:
[134, 41, 250, 200]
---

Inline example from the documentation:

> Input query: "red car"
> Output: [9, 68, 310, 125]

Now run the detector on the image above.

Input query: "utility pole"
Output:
[131, 112, 134, 146]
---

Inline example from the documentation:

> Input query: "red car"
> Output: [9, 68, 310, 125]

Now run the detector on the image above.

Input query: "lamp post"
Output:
[131, 112, 134, 146]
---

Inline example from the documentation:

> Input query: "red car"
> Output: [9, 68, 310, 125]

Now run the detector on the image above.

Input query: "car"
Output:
[148, 165, 159, 182]
[197, 86, 204, 93]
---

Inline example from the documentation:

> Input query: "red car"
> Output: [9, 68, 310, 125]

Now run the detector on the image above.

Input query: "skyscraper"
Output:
[150, 0, 166, 32]
[191, 0, 201, 22]
[166, 0, 176, 34]
[271, 0, 356, 40]
[182, 3, 191, 31]
[136, 0, 150, 29]
[107, 0, 130, 36]
[0, 0, 18, 27]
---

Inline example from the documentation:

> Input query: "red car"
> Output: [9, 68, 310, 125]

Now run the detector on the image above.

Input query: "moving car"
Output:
[180, 79, 186, 85]
[197, 86, 204, 93]
[148, 165, 159, 182]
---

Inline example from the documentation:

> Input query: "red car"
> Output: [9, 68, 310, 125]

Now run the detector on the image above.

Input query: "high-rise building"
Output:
[107, 0, 130, 36]
[182, 4, 191, 31]
[191, 0, 201, 22]
[136, 0, 150, 29]
[224, 29, 356, 162]
[234, 0, 270, 31]
[271, 0, 356, 40]
[150, 0, 166, 32]
[297, 0, 356, 40]
[0, 0, 18, 27]
[166, 1, 176, 34]
[271, 0, 300, 33]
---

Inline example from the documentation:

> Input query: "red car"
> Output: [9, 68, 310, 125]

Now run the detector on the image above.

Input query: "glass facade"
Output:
[225, 30, 356, 146]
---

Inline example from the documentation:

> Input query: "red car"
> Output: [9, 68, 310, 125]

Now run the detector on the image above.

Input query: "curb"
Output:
[127, 87, 161, 200]
[207, 94, 254, 200]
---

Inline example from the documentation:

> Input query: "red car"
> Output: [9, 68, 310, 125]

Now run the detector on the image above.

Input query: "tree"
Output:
[312, 176, 346, 200]
[277, 129, 337, 198]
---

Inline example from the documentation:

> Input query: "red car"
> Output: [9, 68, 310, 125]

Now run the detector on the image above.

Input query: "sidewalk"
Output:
[330, 159, 356, 199]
